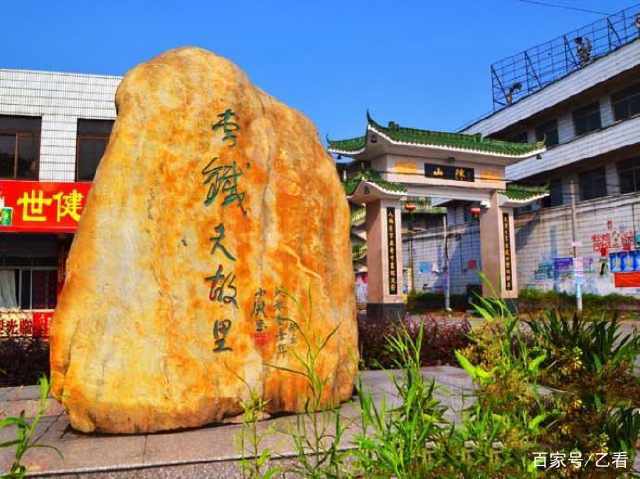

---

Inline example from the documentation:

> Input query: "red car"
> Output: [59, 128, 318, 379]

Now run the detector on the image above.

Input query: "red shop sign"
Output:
[0, 180, 91, 233]
[0, 310, 53, 338]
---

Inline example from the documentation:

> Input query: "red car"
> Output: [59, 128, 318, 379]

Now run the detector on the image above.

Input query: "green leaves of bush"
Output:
[1, 376, 61, 479]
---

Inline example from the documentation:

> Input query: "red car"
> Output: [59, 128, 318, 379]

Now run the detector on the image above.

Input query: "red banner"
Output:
[614, 272, 640, 288]
[0, 310, 53, 338]
[0, 180, 91, 233]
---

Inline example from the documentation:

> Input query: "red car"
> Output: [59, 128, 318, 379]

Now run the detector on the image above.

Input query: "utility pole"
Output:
[408, 231, 415, 292]
[443, 213, 451, 311]
[569, 179, 583, 316]
[405, 204, 417, 292]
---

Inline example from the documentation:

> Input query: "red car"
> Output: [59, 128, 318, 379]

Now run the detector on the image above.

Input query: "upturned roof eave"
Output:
[327, 145, 367, 156]
[499, 192, 549, 208]
[328, 124, 546, 161]
[347, 180, 407, 204]
[366, 123, 546, 160]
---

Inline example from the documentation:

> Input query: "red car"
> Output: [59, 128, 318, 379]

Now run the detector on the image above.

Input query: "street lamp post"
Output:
[569, 179, 583, 316]
[404, 202, 417, 292]
[443, 213, 451, 312]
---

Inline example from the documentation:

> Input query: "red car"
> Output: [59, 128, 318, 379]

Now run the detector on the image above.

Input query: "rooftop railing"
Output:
[490, 3, 640, 112]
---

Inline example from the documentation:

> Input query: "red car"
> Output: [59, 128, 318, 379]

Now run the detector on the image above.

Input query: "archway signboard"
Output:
[329, 114, 547, 319]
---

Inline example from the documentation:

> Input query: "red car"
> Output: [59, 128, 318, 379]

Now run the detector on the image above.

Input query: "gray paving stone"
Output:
[2, 385, 42, 402]
[1, 366, 636, 478]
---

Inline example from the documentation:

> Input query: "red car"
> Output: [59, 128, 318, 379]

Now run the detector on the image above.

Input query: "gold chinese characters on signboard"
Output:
[387, 207, 398, 295]
[502, 213, 513, 291]
[424, 164, 474, 182]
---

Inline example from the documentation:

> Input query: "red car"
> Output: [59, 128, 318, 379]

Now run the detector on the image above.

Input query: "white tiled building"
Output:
[405, 8, 640, 297]
[0, 69, 120, 181]
[0, 69, 121, 332]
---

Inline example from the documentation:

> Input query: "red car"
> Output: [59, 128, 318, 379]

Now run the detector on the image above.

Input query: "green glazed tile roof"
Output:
[351, 207, 366, 226]
[343, 169, 407, 196]
[503, 183, 549, 200]
[328, 113, 545, 157]
[327, 135, 366, 154]
[352, 243, 367, 261]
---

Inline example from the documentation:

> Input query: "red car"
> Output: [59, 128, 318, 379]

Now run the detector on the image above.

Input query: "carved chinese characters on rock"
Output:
[202, 109, 244, 353]
[50, 48, 358, 434]
[202, 158, 246, 214]
[249, 286, 298, 352]
[274, 287, 297, 356]
[212, 109, 240, 146]
[252, 288, 268, 348]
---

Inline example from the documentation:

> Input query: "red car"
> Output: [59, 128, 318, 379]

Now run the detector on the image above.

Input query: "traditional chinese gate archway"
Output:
[329, 114, 547, 320]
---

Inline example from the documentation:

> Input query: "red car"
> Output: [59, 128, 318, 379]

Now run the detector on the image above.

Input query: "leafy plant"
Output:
[452, 296, 549, 477]
[446, 404, 543, 479]
[236, 386, 281, 479]
[358, 314, 471, 370]
[519, 288, 640, 319]
[525, 311, 640, 388]
[233, 286, 640, 478]
[524, 309, 640, 472]
[1, 376, 61, 479]
[267, 287, 354, 479]
[355, 313, 544, 478]
[354, 323, 454, 478]
[465, 297, 640, 477]
[458, 296, 548, 415]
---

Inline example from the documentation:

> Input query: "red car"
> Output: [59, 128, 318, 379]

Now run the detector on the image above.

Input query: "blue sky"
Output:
[2, 1, 634, 140]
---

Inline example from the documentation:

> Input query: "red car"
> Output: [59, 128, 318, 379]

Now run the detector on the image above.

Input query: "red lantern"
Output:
[470, 207, 481, 218]
[404, 203, 417, 212]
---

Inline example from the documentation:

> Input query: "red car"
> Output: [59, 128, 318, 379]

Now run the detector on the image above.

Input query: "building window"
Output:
[535, 119, 559, 147]
[572, 102, 601, 136]
[508, 131, 529, 143]
[76, 119, 114, 181]
[612, 83, 640, 122]
[579, 167, 607, 201]
[542, 178, 563, 207]
[0, 116, 40, 180]
[617, 157, 640, 194]
[0, 268, 57, 309]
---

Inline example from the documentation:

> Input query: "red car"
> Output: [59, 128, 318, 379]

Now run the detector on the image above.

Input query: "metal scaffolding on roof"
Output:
[490, 3, 640, 111]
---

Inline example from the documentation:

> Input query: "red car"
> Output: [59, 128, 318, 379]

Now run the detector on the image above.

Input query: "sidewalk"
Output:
[0, 367, 472, 478]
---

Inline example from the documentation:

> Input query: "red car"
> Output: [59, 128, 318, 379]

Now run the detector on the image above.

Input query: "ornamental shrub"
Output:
[526, 311, 640, 465]
[519, 288, 640, 319]
[462, 299, 640, 476]
[0, 338, 49, 387]
[358, 314, 471, 369]
[406, 290, 470, 313]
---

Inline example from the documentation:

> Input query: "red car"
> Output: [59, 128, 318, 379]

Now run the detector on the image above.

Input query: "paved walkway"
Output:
[0, 367, 472, 478]
[3, 327, 639, 478]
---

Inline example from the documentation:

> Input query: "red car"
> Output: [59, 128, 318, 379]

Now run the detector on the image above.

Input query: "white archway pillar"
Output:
[479, 191, 518, 298]
[365, 198, 405, 320]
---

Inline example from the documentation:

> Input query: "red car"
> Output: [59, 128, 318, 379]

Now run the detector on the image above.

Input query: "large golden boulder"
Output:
[50, 47, 357, 433]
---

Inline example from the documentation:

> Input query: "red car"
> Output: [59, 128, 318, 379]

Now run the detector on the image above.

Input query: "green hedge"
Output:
[406, 291, 471, 313]
[518, 288, 640, 313]
[406, 288, 640, 316]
